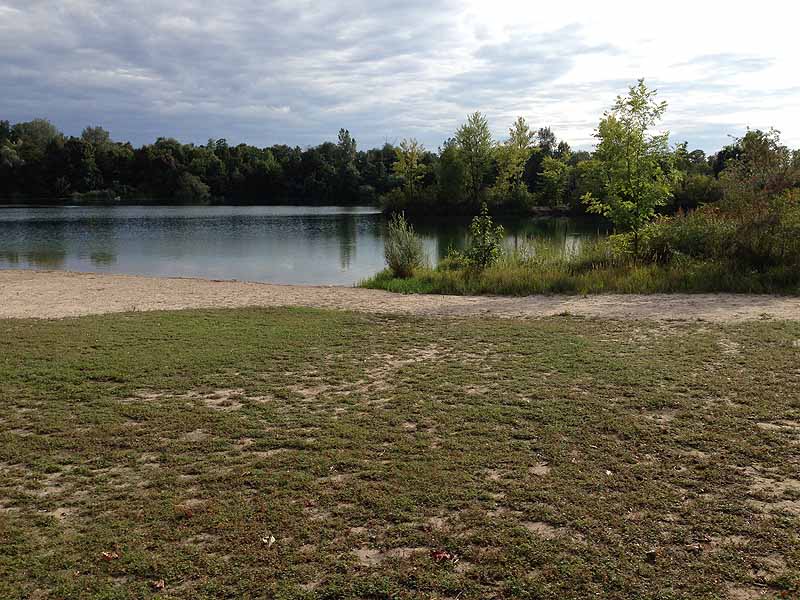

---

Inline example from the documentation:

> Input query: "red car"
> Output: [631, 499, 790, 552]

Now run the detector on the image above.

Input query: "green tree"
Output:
[393, 138, 426, 201]
[539, 156, 571, 207]
[494, 117, 534, 197]
[436, 139, 467, 210]
[582, 79, 676, 256]
[0, 120, 13, 144]
[81, 126, 112, 149]
[12, 119, 62, 163]
[719, 128, 800, 213]
[455, 112, 493, 206]
[175, 172, 210, 204]
[335, 128, 360, 202]
[465, 203, 505, 269]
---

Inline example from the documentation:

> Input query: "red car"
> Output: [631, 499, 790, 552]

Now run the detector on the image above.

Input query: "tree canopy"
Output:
[1, 80, 793, 222]
[581, 79, 677, 251]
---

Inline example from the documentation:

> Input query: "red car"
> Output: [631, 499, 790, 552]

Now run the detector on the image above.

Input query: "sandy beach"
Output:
[1, 269, 799, 321]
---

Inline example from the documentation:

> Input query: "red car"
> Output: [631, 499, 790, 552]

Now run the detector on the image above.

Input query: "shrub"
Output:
[638, 191, 800, 270]
[438, 247, 470, 271]
[638, 209, 735, 263]
[465, 203, 505, 270]
[379, 188, 406, 213]
[731, 190, 800, 268]
[384, 212, 426, 278]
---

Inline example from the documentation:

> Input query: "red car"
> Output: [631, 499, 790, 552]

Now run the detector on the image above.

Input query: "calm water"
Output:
[0, 206, 605, 285]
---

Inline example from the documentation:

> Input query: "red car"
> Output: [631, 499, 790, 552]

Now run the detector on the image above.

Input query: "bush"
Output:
[438, 247, 470, 271]
[464, 203, 505, 270]
[731, 190, 800, 268]
[637, 209, 735, 263]
[384, 212, 426, 278]
[379, 188, 406, 213]
[638, 192, 800, 270]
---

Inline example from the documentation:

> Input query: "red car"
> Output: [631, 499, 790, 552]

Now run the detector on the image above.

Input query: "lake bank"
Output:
[2, 269, 800, 321]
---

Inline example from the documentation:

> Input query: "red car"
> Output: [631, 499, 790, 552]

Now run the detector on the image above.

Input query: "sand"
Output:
[0, 269, 798, 321]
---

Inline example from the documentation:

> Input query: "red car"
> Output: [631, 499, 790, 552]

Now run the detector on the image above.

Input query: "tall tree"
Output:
[536, 127, 557, 156]
[455, 112, 493, 206]
[12, 119, 62, 163]
[81, 126, 112, 148]
[393, 138, 426, 201]
[494, 117, 534, 197]
[335, 128, 360, 202]
[436, 138, 466, 209]
[582, 79, 676, 255]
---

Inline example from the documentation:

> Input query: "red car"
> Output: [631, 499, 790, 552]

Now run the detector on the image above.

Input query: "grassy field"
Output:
[1, 308, 799, 599]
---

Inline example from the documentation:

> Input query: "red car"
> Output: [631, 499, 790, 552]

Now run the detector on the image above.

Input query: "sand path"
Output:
[1, 269, 798, 321]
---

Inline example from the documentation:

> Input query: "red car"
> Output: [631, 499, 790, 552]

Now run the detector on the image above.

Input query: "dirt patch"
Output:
[642, 408, 679, 425]
[33, 472, 67, 498]
[4, 270, 800, 321]
[182, 429, 210, 442]
[742, 465, 800, 516]
[353, 546, 429, 566]
[128, 388, 270, 411]
[679, 449, 710, 459]
[522, 521, 563, 539]
[48, 507, 70, 521]
[484, 468, 504, 482]
[288, 383, 329, 400]
[718, 339, 742, 355]
[365, 344, 445, 389]
[198, 389, 245, 411]
[529, 463, 551, 476]
[726, 584, 772, 599]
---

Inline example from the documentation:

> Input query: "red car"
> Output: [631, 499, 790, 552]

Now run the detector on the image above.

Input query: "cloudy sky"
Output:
[2, 0, 798, 152]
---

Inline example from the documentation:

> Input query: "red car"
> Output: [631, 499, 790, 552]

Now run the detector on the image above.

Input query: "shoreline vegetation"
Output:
[363, 80, 800, 296]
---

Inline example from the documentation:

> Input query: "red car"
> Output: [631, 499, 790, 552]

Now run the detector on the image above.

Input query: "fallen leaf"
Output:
[101, 551, 120, 561]
[152, 579, 166, 591]
[430, 549, 454, 562]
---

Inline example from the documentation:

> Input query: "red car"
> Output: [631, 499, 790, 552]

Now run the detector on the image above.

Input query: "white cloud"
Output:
[1, 0, 798, 151]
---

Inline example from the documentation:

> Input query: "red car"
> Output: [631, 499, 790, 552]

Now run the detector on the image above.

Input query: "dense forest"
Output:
[0, 113, 767, 216]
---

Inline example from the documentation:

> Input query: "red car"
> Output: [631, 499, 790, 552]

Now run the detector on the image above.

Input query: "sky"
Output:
[2, 0, 798, 153]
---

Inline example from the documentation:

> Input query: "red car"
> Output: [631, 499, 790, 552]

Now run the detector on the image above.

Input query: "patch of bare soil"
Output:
[353, 546, 429, 566]
[3, 270, 800, 321]
[521, 521, 562, 539]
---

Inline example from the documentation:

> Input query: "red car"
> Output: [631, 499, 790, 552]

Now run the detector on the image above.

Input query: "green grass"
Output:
[360, 261, 800, 296]
[361, 232, 800, 296]
[2, 308, 800, 598]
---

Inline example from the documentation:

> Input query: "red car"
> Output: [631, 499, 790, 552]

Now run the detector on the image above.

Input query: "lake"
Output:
[0, 206, 606, 285]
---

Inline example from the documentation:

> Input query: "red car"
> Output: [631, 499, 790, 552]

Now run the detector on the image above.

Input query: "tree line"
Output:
[0, 102, 779, 216]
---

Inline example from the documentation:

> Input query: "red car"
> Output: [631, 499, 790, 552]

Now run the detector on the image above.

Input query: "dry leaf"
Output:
[430, 549, 454, 562]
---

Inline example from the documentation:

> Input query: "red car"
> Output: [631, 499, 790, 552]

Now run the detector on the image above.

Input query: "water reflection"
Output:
[0, 206, 606, 285]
